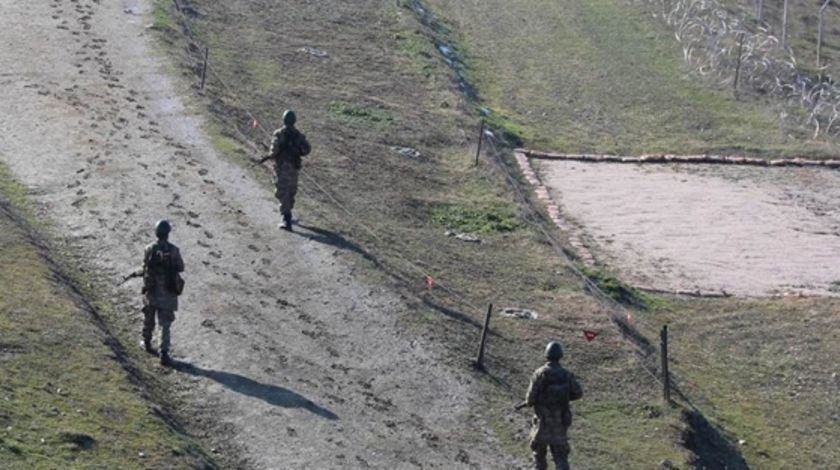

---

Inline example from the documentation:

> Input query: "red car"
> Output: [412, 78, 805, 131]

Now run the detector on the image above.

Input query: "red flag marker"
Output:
[425, 276, 435, 290]
[583, 330, 598, 342]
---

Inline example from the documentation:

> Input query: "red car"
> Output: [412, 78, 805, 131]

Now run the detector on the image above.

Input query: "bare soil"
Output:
[536, 160, 840, 297]
[0, 0, 520, 468]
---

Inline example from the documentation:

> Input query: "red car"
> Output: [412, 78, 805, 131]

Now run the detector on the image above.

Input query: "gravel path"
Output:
[0, 0, 519, 468]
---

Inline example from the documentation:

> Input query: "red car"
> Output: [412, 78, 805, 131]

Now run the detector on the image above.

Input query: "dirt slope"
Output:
[0, 0, 520, 468]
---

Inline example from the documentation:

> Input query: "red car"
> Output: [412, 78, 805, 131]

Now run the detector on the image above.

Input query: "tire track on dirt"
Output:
[0, 0, 520, 468]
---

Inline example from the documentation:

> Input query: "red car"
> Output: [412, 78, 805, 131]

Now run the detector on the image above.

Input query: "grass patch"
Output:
[425, 0, 840, 157]
[430, 203, 519, 233]
[327, 102, 394, 128]
[150, 2, 175, 32]
[636, 297, 840, 468]
[582, 267, 649, 310]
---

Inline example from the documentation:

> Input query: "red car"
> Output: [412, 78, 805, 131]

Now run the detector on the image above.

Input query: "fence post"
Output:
[661, 325, 671, 404]
[474, 303, 493, 370]
[200, 47, 209, 90]
[475, 119, 485, 166]
[733, 33, 745, 97]
[818, 0, 832, 72]
[781, 0, 789, 50]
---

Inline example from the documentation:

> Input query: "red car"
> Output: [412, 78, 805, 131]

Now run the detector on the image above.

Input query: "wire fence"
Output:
[168, 0, 726, 423]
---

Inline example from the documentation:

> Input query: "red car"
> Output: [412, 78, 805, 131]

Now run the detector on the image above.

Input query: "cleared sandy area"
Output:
[536, 160, 840, 296]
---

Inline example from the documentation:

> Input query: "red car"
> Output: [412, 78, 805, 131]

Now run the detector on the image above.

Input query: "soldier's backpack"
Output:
[147, 242, 185, 296]
[277, 128, 311, 169]
[540, 369, 573, 427]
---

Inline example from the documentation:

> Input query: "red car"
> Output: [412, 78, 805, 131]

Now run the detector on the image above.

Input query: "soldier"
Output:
[139, 220, 184, 366]
[253, 109, 311, 231]
[521, 341, 583, 470]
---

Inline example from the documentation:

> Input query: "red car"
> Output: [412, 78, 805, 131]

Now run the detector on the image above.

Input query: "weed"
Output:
[582, 267, 649, 309]
[430, 204, 519, 233]
[328, 102, 394, 128]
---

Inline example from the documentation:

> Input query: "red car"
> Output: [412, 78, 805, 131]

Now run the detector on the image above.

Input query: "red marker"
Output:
[251, 118, 259, 129]
[583, 330, 598, 342]
[425, 276, 435, 290]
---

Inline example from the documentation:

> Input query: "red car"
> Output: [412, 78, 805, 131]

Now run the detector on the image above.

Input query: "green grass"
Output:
[430, 203, 519, 233]
[150, 2, 175, 32]
[426, 0, 840, 157]
[0, 165, 212, 469]
[328, 102, 395, 128]
[635, 296, 840, 468]
[582, 267, 650, 310]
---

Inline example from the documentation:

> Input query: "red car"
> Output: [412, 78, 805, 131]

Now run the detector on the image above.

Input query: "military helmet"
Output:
[545, 341, 564, 361]
[282, 109, 297, 126]
[155, 219, 172, 239]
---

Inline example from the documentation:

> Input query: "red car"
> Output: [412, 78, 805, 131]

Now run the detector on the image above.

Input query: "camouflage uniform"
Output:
[141, 240, 184, 357]
[268, 125, 311, 220]
[526, 361, 583, 470]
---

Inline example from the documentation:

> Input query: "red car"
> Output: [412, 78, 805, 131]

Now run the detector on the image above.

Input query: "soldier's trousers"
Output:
[531, 441, 571, 470]
[142, 306, 175, 353]
[274, 164, 299, 217]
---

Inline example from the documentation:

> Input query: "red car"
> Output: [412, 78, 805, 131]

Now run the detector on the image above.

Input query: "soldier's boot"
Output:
[160, 350, 173, 367]
[142, 338, 156, 356]
[281, 212, 293, 231]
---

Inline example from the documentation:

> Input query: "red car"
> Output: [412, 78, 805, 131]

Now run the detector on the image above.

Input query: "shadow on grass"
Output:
[295, 224, 381, 267]
[421, 296, 482, 329]
[173, 361, 338, 420]
[683, 409, 750, 470]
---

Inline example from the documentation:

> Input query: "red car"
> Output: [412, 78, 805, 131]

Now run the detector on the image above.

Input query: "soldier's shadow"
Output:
[173, 361, 339, 420]
[294, 224, 381, 267]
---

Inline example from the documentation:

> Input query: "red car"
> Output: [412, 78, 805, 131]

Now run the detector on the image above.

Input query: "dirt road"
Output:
[537, 160, 840, 297]
[0, 0, 520, 468]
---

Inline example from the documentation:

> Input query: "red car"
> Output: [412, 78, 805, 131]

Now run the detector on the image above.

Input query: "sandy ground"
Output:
[537, 160, 840, 297]
[0, 0, 521, 468]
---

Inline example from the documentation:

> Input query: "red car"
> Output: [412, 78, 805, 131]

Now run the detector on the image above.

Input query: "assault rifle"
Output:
[514, 401, 531, 411]
[118, 269, 143, 286]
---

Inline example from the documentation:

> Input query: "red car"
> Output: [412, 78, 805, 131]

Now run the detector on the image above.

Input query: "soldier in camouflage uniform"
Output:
[254, 110, 311, 231]
[523, 341, 583, 470]
[140, 220, 184, 366]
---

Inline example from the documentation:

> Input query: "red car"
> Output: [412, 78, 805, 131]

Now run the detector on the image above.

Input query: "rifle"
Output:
[118, 269, 143, 286]
[514, 401, 530, 411]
